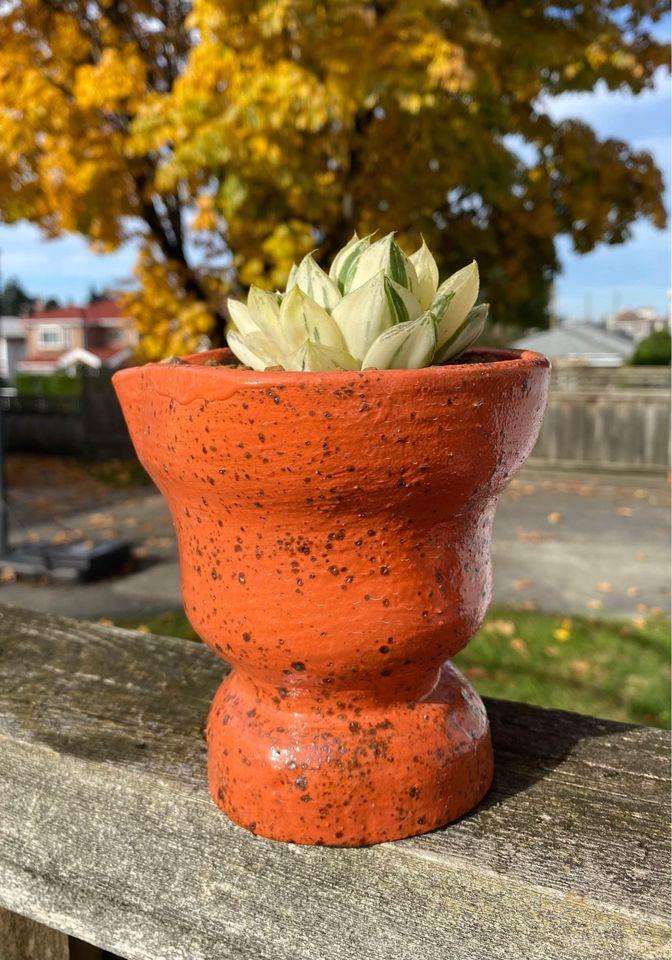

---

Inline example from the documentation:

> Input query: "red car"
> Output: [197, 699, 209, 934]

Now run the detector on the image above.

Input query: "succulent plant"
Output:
[226, 233, 488, 372]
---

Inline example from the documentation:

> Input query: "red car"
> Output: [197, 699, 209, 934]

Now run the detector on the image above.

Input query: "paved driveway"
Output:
[1, 462, 668, 621]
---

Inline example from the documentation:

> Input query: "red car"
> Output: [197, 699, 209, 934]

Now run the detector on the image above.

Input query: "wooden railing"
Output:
[0, 604, 669, 960]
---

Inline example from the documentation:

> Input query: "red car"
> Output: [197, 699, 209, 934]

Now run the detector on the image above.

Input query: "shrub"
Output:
[16, 372, 82, 397]
[631, 330, 671, 366]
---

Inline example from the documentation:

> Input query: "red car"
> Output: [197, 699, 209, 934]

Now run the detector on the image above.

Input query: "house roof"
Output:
[25, 299, 122, 326]
[513, 324, 634, 366]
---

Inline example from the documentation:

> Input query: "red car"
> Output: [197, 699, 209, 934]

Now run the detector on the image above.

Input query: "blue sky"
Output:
[0, 29, 669, 321]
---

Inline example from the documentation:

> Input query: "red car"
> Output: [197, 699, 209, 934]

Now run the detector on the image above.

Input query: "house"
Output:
[0, 316, 27, 384]
[605, 307, 667, 343]
[512, 323, 634, 367]
[17, 299, 136, 376]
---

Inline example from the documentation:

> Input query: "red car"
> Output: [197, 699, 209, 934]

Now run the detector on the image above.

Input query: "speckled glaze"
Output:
[114, 347, 549, 846]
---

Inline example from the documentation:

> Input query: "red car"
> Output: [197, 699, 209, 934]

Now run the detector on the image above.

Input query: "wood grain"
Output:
[0, 604, 669, 960]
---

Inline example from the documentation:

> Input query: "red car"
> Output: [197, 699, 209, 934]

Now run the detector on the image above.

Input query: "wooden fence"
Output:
[3, 365, 670, 471]
[3, 371, 134, 460]
[0, 605, 669, 960]
[530, 388, 670, 472]
[549, 365, 669, 392]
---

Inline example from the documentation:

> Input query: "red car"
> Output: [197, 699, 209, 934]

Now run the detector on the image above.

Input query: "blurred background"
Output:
[0, 0, 669, 726]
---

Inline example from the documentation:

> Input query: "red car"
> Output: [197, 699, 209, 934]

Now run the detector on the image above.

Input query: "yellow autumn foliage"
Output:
[0, 0, 668, 358]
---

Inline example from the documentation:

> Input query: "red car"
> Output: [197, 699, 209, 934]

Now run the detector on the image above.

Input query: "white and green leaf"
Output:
[247, 286, 283, 347]
[227, 330, 281, 371]
[279, 286, 346, 352]
[328, 233, 371, 294]
[282, 340, 360, 372]
[290, 253, 341, 310]
[349, 233, 419, 294]
[332, 271, 422, 361]
[434, 303, 488, 364]
[362, 310, 437, 370]
[432, 261, 479, 351]
[410, 238, 439, 310]
[384, 276, 421, 325]
[227, 298, 259, 337]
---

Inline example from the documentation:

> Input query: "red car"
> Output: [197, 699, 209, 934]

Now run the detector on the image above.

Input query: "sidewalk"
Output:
[1, 468, 668, 621]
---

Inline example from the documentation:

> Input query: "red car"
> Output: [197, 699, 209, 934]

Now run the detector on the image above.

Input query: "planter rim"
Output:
[114, 346, 550, 391]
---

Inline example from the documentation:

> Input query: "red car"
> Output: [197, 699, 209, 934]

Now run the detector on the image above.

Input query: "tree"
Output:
[632, 329, 671, 365]
[87, 285, 107, 304]
[0, 278, 33, 316]
[0, 1, 668, 358]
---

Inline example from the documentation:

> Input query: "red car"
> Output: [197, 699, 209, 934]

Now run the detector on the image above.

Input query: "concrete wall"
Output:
[530, 389, 670, 472]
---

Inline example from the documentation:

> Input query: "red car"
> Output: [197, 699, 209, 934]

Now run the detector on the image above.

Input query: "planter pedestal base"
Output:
[207, 661, 493, 846]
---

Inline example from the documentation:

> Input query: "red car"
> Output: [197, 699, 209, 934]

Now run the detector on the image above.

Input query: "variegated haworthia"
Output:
[226, 233, 488, 371]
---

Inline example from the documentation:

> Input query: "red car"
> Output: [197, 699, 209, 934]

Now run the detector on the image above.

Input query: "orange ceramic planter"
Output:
[114, 347, 549, 846]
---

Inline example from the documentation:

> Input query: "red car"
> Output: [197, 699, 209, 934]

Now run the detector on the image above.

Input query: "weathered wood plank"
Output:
[0, 907, 69, 960]
[0, 604, 669, 960]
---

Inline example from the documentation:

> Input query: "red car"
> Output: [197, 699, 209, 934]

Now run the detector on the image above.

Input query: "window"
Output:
[38, 325, 64, 350]
[107, 327, 127, 344]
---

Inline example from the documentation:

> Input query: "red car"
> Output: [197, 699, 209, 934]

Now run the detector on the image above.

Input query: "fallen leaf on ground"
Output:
[144, 536, 175, 550]
[510, 481, 536, 496]
[587, 598, 603, 610]
[615, 507, 633, 517]
[509, 637, 527, 655]
[512, 579, 533, 591]
[547, 512, 562, 524]
[0, 566, 16, 582]
[516, 529, 545, 543]
[569, 659, 591, 678]
[87, 512, 115, 527]
[484, 619, 515, 636]
[553, 627, 571, 642]
[463, 666, 493, 680]
[626, 586, 641, 597]
[596, 581, 613, 593]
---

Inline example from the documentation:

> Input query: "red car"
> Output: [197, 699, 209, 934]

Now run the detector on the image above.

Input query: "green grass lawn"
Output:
[112, 608, 670, 729]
